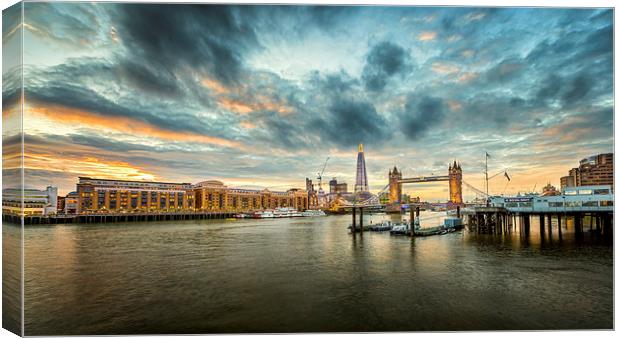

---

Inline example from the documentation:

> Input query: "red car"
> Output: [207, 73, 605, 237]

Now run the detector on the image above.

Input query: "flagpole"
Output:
[485, 152, 489, 201]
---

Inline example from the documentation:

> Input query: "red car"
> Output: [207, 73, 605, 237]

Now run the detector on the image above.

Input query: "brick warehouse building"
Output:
[76, 177, 310, 214]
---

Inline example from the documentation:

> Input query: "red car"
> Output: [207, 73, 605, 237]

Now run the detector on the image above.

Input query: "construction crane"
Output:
[316, 157, 330, 191]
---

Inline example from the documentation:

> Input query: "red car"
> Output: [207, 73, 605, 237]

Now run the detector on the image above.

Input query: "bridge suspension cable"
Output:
[462, 180, 488, 197]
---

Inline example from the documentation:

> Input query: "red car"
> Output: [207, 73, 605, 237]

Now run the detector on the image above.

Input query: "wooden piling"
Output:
[359, 207, 364, 235]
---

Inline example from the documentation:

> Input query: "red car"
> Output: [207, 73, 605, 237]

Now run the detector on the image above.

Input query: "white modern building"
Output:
[2, 186, 58, 216]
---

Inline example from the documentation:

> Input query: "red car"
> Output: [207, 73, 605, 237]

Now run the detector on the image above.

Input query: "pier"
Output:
[464, 207, 613, 238]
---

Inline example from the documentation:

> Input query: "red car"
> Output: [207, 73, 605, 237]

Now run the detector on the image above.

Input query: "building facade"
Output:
[579, 153, 613, 186]
[76, 177, 194, 214]
[75, 177, 309, 214]
[64, 192, 78, 214]
[305, 178, 319, 208]
[560, 153, 613, 190]
[329, 178, 348, 196]
[191, 180, 309, 212]
[2, 186, 58, 216]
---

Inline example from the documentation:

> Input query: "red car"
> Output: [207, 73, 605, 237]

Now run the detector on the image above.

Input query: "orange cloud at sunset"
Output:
[24, 151, 157, 182]
[218, 99, 254, 114]
[457, 72, 478, 83]
[27, 104, 243, 149]
[239, 121, 257, 129]
[431, 62, 460, 75]
[418, 31, 437, 41]
[201, 77, 228, 94]
[218, 96, 294, 115]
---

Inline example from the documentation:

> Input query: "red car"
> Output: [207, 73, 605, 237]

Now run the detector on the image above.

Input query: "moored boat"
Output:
[302, 209, 327, 217]
[370, 220, 393, 231]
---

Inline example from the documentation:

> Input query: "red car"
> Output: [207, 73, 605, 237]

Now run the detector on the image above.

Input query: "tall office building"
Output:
[354, 143, 369, 193]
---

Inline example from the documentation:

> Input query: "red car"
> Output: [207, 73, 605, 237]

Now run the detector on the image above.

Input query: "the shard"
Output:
[354, 143, 369, 193]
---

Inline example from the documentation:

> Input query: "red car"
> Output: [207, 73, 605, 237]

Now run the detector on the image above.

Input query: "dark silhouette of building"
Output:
[329, 178, 347, 195]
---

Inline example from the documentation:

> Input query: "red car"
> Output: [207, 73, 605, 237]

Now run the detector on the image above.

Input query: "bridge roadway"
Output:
[398, 175, 449, 183]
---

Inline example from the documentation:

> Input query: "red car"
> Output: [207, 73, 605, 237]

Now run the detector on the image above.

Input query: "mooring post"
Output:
[359, 207, 364, 234]
[456, 206, 460, 218]
[409, 206, 415, 233]
[352, 207, 357, 233]
[495, 212, 500, 234]
[524, 215, 530, 236]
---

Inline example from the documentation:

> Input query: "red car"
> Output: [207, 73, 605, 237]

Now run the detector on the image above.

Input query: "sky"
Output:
[1, 3, 614, 201]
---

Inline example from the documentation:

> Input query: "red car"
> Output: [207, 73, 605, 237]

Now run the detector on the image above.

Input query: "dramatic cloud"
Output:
[6, 4, 613, 200]
[362, 41, 412, 92]
[114, 4, 261, 86]
[401, 96, 446, 140]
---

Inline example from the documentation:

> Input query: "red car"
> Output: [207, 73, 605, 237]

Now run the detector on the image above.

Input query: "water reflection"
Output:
[12, 212, 613, 334]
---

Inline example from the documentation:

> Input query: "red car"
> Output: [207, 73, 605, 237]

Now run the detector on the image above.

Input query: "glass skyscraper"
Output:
[354, 144, 369, 193]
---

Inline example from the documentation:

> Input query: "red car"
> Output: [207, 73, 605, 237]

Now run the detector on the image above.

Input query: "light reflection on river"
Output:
[8, 211, 613, 334]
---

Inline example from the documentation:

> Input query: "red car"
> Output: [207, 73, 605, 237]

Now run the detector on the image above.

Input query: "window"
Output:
[549, 202, 563, 207]
[564, 190, 577, 195]
[578, 189, 593, 195]
[600, 200, 613, 206]
[566, 201, 581, 207]
[582, 201, 598, 207]
[518, 202, 532, 207]
[594, 189, 610, 195]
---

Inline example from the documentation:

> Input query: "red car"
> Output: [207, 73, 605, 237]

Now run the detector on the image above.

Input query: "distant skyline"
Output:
[2, 3, 613, 200]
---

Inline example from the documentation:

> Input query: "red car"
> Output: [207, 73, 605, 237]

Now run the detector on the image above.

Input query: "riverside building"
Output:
[75, 177, 310, 214]
[2, 186, 58, 216]
[560, 153, 613, 190]
[76, 177, 194, 214]
[192, 180, 309, 212]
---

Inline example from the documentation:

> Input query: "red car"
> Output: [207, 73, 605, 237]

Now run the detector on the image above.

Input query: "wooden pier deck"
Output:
[464, 207, 613, 237]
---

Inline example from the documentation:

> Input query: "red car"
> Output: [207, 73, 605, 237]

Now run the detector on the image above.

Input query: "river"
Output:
[3, 211, 613, 334]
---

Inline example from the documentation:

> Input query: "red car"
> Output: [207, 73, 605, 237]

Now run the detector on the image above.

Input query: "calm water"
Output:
[8, 212, 614, 334]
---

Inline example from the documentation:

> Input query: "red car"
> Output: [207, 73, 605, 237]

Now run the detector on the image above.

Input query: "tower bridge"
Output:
[389, 161, 463, 206]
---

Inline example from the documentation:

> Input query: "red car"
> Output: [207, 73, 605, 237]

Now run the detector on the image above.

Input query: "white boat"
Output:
[274, 207, 301, 218]
[302, 209, 327, 217]
[389, 223, 409, 235]
[252, 210, 274, 218]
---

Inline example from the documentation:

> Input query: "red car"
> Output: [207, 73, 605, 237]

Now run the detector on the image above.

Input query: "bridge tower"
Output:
[449, 161, 463, 204]
[388, 166, 402, 204]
